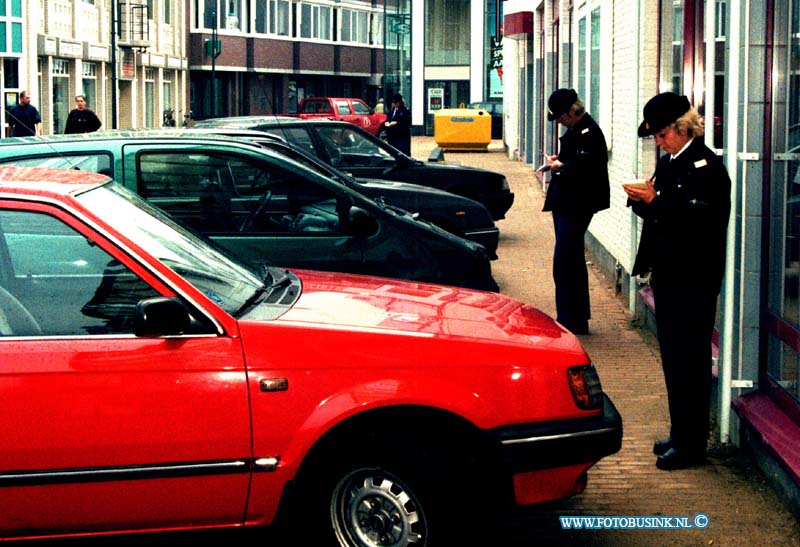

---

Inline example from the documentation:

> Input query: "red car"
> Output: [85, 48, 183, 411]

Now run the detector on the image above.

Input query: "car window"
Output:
[352, 101, 370, 115]
[259, 126, 317, 156]
[334, 100, 351, 115]
[0, 209, 160, 336]
[0, 153, 113, 176]
[302, 100, 328, 114]
[314, 126, 393, 167]
[138, 152, 341, 235]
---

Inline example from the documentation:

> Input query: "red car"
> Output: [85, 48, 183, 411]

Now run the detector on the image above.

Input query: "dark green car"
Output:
[0, 132, 498, 291]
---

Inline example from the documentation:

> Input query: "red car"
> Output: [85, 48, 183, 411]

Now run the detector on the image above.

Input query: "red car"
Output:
[289, 97, 387, 136]
[0, 166, 621, 545]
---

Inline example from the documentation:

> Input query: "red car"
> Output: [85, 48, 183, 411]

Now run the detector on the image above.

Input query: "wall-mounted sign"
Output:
[120, 49, 136, 79]
[428, 88, 444, 114]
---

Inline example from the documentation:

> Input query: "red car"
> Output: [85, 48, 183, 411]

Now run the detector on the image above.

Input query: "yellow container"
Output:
[433, 108, 492, 151]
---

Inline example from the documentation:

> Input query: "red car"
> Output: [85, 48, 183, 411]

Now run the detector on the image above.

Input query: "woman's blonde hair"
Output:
[672, 107, 705, 138]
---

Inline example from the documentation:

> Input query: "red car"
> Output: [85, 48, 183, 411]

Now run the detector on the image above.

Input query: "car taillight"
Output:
[567, 365, 604, 410]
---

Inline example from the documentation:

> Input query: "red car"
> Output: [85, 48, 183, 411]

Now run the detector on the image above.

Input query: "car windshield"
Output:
[76, 182, 264, 314]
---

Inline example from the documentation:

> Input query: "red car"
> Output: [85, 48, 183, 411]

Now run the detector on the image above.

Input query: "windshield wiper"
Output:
[233, 266, 290, 316]
[267, 268, 292, 290]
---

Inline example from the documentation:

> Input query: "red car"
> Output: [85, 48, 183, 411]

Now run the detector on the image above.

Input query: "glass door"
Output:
[766, 0, 800, 403]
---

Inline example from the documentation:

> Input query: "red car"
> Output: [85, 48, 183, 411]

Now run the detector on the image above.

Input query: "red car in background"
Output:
[288, 97, 387, 136]
[0, 166, 621, 545]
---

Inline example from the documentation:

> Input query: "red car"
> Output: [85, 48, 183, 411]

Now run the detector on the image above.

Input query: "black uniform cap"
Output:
[638, 92, 691, 137]
[547, 88, 578, 121]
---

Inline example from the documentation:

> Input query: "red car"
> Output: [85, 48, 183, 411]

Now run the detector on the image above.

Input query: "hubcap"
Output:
[331, 469, 427, 547]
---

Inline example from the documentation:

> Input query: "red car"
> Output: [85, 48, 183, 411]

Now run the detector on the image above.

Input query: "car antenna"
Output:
[263, 94, 291, 145]
[5, 109, 89, 171]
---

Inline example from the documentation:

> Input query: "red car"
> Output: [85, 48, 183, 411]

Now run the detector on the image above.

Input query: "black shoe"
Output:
[653, 437, 673, 456]
[655, 447, 706, 471]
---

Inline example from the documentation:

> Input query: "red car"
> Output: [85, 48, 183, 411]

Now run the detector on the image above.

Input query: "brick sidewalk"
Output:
[411, 137, 800, 546]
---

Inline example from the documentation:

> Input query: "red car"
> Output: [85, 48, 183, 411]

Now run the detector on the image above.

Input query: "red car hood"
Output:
[276, 270, 583, 353]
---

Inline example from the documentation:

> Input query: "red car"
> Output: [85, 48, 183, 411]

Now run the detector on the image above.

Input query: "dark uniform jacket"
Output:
[542, 113, 610, 215]
[385, 105, 412, 155]
[630, 138, 731, 291]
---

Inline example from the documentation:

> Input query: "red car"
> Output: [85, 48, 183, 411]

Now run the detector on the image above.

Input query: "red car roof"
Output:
[0, 166, 109, 197]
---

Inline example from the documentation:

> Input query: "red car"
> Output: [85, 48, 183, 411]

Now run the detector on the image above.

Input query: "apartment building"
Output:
[187, 0, 389, 119]
[503, 0, 799, 515]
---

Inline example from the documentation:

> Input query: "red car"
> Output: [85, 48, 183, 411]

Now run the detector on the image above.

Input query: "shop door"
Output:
[766, 0, 800, 404]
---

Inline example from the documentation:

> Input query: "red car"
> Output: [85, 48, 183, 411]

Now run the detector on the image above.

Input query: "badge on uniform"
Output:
[694, 159, 708, 168]
[581, 128, 590, 134]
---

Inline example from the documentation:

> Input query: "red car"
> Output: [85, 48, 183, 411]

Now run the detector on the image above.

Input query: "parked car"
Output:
[286, 97, 387, 137]
[468, 101, 503, 140]
[0, 132, 498, 291]
[191, 117, 515, 220]
[0, 165, 622, 544]
[186, 127, 500, 257]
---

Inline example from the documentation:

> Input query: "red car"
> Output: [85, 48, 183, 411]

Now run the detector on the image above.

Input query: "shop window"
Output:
[52, 59, 70, 135]
[145, 68, 156, 128]
[574, 1, 609, 135]
[82, 62, 98, 113]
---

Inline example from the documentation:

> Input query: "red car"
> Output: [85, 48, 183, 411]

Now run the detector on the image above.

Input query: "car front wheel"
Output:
[290, 433, 487, 547]
[331, 467, 428, 546]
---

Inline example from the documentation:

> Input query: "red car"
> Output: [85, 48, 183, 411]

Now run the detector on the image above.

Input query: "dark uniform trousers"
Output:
[652, 279, 718, 455]
[552, 211, 593, 332]
[629, 137, 731, 457]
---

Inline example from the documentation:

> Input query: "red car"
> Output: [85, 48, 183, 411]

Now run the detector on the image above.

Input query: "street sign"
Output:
[204, 39, 221, 59]
[392, 22, 410, 34]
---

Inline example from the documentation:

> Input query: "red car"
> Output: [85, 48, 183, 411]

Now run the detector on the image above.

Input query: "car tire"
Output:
[293, 434, 483, 547]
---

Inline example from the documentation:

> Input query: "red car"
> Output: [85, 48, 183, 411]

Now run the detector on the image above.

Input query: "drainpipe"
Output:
[719, 0, 743, 445]
[629, 0, 642, 314]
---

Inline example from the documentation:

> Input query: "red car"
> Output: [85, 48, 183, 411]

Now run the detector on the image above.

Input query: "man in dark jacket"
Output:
[7, 91, 41, 137]
[623, 92, 731, 471]
[542, 88, 610, 335]
[64, 95, 102, 134]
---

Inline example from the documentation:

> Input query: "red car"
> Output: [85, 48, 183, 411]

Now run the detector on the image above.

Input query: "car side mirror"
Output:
[348, 206, 379, 238]
[133, 297, 192, 337]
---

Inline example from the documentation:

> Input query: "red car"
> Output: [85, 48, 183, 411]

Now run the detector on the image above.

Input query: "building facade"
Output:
[187, 0, 390, 118]
[3, 0, 188, 135]
[7, 1, 503, 134]
[503, 0, 799, 514]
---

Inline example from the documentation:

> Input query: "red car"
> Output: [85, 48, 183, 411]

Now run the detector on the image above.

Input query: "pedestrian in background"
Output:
[623, 92, 731, 471]
[7, 91, 41, 137]
[384, 93, 412, 156]
[374, 97, 386, 114]
[542, 88, 610, 335]
[64, 95, 102, 134]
